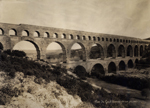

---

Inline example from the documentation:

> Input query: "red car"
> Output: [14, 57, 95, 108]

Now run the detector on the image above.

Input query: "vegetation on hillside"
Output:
[0, 50, 132, 107]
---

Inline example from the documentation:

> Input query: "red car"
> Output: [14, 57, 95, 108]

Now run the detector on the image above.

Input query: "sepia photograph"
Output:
[0, 0, 150, 108]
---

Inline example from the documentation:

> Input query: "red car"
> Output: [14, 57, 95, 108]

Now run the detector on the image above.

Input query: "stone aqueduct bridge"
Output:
[0, 23, 150, 74]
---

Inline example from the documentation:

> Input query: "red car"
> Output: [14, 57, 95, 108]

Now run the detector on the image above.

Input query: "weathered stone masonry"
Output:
[0, 23, 149, 74]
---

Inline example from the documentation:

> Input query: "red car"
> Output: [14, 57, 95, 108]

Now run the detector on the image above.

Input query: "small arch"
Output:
[119, 61, 126, 70]
[97, 37, 100, 41]
[61, 33, 66, 39]
[76, 35, 80, 40]
[106, 38, 108, 41]
[91, 64, 105, 77]
[88, 36, 91, 40]
[34, 31, 40, 37]
[118, 45, 125, 57]
[93, 36, 96, 41]
[113, 39, 116, 42]
[22, 30, 29, 36]
[126, 40, 128, 43]
[53, 33, 58, 38]
[129, 40, 130, 43]
[123, 40, 125, 42]
[107, 44, 116, 58]
[9, 29, 17, 36]
[44, 32, 50, 38]
[102, 38, 104, 41]
[69, 34, 73, 39]
[82, 36, 86, 40]
[110, 38, 112, 42]
[134, 45, 138, 57]
[117, 39, 119, 42]
[108, 62, 116, 73]
[127, 45, 133, 57]
[120, 39, 122, 42]
[140, 45, 143, 56]
[0, 28, 4, 35]
[128, 60, 133, 68]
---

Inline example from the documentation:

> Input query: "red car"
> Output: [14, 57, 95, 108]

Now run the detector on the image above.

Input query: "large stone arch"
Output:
[73, 65, 87, 76]
[46, 41, 67, 63]
[118, 45, 125, 57]
[128, 59, 133, 68]
[108, 62, 116, 73]
[107, 44, 116, 58]
[13, 40, 41, 60]
[89, 43, 104, 59]
[69, 41, 86, 61]
[91, 63, 105, 77]
[140, 45, 143, 56]
[134, 45, 138, 57]
[127, 45, 133, 57]
[119, 60, 126, 70]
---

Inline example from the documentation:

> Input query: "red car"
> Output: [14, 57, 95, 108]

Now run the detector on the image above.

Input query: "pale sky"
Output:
[0, 0, 150, 39]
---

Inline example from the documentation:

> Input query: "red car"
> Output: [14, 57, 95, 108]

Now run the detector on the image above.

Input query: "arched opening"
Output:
[46, 42, 66, 63]
[128, 60, 133, 68]
[117, 39, 119, 42]
[76, 35, 80, 40]
[91, 64, 105, 77]
[88, 36, 91, 40]
[53, 33, 58, 38]
[119, 61, 126, 70]
[34, 31, 40, 37]
[106, 38, 108, 41]
[93, 37, 96, 41]
[9, 29, 17, 36]
[120, 39, 122, 42]
[134, 45, 138, 57]
[70, 42, 86, 61]
[102, 38, 104, 41]
[110, 38, 112, 42]
[44, 32, 49, 38]
[73, 65, 87, 77]
[89, 44, 104, 59]
[22, 30, 29, 36]
[107, 44, 116, 58]
[118, 45, 125, 57]
[61, 33, 66, 39]
[0, 28, 4, 35]
[140, 45, 143, 56]
[13, 40, 40, 60]
[114, 39, 116, 42]
[127, 45, 133, 57]
[0, 42, 3, 50]
[69, 34, 73, 39]
[82, 36, 86, 40]
[97, 37, 100, 41]
[108, 62, 116, 73]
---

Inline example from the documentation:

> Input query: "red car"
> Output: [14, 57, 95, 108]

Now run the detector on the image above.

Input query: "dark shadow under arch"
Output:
[89, 44, 104, 59]
[119, 61, 126, 70]
[91, 63, 105, 78]
[108, 62, 116, 73]
[0, 42, 3, 50]
[118, 45, 125, 57]
[140, 45, 143, 56]
[127, 45, 133, 57]
[107, 44, 116, 58]
[134, 45, 138, 57]
[73, 65, 87, 77]
[128, 60, 133, 68]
